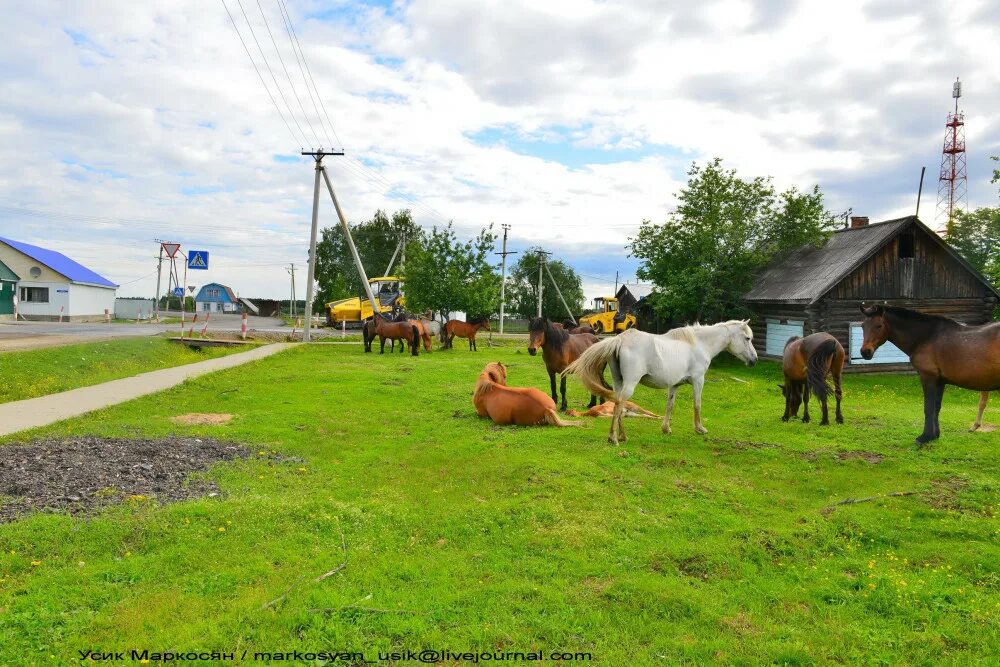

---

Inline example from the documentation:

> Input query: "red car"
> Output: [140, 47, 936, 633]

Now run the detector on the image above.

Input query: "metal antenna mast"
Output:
[936, 77, 967, 233]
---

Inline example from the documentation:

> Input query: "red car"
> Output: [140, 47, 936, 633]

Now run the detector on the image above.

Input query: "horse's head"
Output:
[479, 317, 492, 331]
[778, 383, 803, 414]
[484, 361, 506, 385]
[725, 320, 757, 366]
[527, 317, 547, 356]
[859, 303, 888, 360]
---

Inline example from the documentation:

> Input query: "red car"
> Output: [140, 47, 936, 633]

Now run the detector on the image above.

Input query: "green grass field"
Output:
[0, 343, 998, 665]
[0, 337, 245, 404]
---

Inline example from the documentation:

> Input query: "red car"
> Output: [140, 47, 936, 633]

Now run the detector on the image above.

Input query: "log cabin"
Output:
[743, 215, 999, 372]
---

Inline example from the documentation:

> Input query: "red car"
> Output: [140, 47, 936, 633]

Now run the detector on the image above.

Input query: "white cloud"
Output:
[0, 0, 996, 304]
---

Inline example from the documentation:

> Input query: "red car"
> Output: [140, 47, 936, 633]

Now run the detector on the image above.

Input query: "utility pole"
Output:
[614, 270, 619, 296]
[287, 263, 296, 318]
[154, 241, 164, 319]
[536, 250, 551, 319]
[301, 149, 345, 341]
[494, 224, 517, 334]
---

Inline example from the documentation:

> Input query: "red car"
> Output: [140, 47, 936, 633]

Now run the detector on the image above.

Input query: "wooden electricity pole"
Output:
[495, 224, 517, 334]
[536, 250, 551, 319]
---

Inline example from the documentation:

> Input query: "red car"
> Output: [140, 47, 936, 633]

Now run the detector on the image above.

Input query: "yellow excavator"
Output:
[578, 296, 636, 334]
[325, 276, 404, 327]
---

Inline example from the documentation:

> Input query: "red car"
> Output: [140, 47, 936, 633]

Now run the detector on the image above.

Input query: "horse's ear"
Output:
[860, 303, 882, 317]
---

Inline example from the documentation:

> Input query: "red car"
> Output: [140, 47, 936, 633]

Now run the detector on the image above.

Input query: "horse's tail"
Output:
[543, 409, 583, 427]
[562, 335, 627, 400]
[806, 338, 837, 402]
[411, 325, 420, 356]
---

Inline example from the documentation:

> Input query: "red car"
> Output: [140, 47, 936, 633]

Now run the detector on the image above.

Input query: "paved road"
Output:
[0, 343, 293, 436]
[0, 313, 293, 351]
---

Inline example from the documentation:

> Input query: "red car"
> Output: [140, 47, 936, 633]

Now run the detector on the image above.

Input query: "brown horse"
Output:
[365, 314, 419, 356]
[560, 319, 596, 335]
[860, 303, 1000, 443]
[473, 362, 581, 426]
[779, 333, 845, 425]
[408, 319, 433, 352]
[527, 317, 600, 411]
[445, 317, 491, 350]
[566, 400, 661, 419]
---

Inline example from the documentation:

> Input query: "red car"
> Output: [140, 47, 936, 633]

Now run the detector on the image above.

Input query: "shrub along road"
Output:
[0, 343, 997, 664]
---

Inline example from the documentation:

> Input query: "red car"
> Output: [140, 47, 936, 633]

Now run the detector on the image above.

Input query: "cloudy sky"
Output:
[1, 0, 997, 303]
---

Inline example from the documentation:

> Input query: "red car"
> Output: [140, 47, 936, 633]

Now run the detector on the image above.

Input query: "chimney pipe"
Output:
[850, 216, 869, 229]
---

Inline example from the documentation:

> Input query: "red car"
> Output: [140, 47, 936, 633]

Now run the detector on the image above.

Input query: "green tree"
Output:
[630, 158, 836, 322]
[945, 206, 1000, 274]
[314, 209, 421, 309]
[506, 249, 584, 320]
[404, 223, 500, 321]
[992, 155, 999, 191]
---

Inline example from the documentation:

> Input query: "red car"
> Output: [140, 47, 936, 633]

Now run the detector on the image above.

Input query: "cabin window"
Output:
[898, 232, 915, 259]
[20, 287, 49, 303]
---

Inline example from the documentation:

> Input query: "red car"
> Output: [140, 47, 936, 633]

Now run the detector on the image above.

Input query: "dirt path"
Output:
[0, 343, 292, 437]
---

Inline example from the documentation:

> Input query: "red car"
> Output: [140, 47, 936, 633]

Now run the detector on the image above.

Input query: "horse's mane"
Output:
[529, 317, 568, 350]
[784, 335, 801, 349]
[664, 320, 751, 345]
[882, 305, 960, 326]
[474, 364, 506, 404]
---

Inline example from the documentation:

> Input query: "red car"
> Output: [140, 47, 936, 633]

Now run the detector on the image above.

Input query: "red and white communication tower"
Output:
[935, 77, 967, 232]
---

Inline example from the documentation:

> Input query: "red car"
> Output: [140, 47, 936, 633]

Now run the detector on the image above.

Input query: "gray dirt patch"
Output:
[0, 436, 251, 522]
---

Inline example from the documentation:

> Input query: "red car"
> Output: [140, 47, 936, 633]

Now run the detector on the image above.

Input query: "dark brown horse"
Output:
[445, 317, 490, 351]
[559, 319, 596, 335]
[860, 303, 1000, 443]
[527, 317, 600, 411]
[779, 333, 845, 425]
[364, 314, 419, 355]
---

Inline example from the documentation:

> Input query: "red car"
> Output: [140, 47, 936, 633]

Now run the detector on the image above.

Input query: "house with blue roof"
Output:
[0, 236, 118, 321]
[194, 282, 240, 313]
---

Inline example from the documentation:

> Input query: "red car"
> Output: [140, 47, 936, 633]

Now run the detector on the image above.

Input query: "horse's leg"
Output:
[559, 374, 568, 412]
[819, 373, 830, 426]
[662, 385, 678, 434]
[916, 374, 939, 444]
[692, 375, 708, 434]
[608, 399, 625, 446]
[934, 383, 946, 439]
[971, 392, 989, 432]
[549, 371, 558, 404]
[588, 394, 598, 408]
[473, 335, 478, 351]
[380, 336, 386, 354]
[834, 368, 844, 424]
[782, 384, 791, 422]
[801, 384, 810, 424]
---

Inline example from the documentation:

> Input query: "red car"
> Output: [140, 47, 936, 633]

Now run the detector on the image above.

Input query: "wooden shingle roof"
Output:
[744, 215, 1000, 304]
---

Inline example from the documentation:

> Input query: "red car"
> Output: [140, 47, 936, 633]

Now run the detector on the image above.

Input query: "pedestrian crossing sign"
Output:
[187, 250, 209, 270]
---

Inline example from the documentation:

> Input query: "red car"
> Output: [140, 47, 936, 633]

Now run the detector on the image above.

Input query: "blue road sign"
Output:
[187, 250, 209, 270]
[172, 287, 184, 298]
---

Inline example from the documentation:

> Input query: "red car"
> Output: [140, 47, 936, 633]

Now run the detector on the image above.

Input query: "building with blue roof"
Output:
[0, 236, 117, 321]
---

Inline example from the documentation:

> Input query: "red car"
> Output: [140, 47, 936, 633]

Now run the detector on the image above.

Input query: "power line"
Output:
[234, 0, 311, 148]
[276, 0, 342, 148]
[255, 0, 322, 148]
[219, 0, 300, 149]
[275, 0, 335, 149]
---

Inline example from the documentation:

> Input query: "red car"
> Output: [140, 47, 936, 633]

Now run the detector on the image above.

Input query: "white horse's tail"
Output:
[562, 333, 631, 399]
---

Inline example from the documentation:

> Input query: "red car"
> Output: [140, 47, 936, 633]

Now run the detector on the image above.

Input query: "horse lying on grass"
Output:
[473, 362, 581, 427]
[566, 401, 661, 419]
[780, 333, 844, 425]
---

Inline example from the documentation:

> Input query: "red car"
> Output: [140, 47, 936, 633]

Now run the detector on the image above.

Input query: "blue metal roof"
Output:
[0, 236, 117, 288]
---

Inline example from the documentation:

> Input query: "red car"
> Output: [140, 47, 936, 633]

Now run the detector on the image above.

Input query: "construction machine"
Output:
[325, 276, 404, 327]
[577, 296, 636, 334]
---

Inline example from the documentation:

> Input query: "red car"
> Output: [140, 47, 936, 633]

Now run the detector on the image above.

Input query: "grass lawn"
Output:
[0, 342, 998, 665]
[0, 337, 246, 404]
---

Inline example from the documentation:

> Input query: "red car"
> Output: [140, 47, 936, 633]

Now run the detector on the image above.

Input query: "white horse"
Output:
[563, 321, 757, 444]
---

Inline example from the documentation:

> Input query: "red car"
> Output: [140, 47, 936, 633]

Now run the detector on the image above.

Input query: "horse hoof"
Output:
[695, 427, 708, 435]
[661, 426, 672, 435]
[915, 434, 936, 445]
[802, 417, 810, 424]
[821, 419, 829, 426]
[781, 416, 789, 422]
[836, 417, 844, 424]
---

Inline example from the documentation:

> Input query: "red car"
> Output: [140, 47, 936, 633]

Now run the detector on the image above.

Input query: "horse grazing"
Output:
[527, 317, 601, 411]
[859, 303, 1000, 443]
[416, 312, 443, 345]
[564, 321, 757, 445]
[780, 333, 845, 425]
[408, 319, 433, 352]
[445, 317, 491, 350]
[560, 319, 596, 335]
[566, 400, 661, 419]
[473, 362, 581, 427]
[365, 314, 419, 356]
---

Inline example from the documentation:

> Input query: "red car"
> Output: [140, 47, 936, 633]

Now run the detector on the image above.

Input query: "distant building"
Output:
[0, 258, 18, 321]
[114, 297, 156, 320]
[614, 282, 666, 332]
[195, 282, 241, 313]
[743, 215, 999, 371]
[0, 236, 117, 321]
